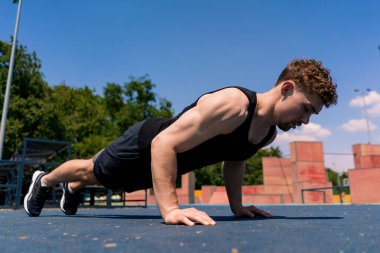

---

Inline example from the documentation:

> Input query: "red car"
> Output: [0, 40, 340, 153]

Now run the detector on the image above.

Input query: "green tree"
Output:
[49, 85, 107, 140]
[103, 83, 124, 121]
[244, 146, 282, 185]
[194, 163, 224, 189]
[43, 85, 111, 158]
[0, 39, 49, 158]
[103, 76, 173, 134]
[326, 168, 349, 194]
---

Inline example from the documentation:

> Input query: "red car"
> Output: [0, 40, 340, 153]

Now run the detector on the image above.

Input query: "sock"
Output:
[40, 176, 48, 187]
[67, 184, 74, 194]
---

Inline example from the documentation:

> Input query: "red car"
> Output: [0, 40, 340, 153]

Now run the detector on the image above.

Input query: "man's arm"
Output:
[223, 160, 272, 218]
[151, 88, 249, 226]
[223, 161, 245, 214]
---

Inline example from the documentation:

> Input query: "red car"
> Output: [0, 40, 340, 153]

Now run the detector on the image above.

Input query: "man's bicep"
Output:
[155, 95, 247, 153]
[155, 107, 221, 153]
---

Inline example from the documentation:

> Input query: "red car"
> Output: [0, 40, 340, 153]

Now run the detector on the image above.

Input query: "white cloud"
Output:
[299, 122, 331, 136]
[276, 123, 331, 143]
[340, 119, 377, 132]
[350, 91, 380, 117]
[368, 103, 380, 117]
[350, 96, 363, 107]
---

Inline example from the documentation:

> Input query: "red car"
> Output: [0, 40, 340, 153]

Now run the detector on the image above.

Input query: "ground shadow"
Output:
[213, 215, 344, 221]
[42, 214, 343, 221]
[43, 214, 163, 219]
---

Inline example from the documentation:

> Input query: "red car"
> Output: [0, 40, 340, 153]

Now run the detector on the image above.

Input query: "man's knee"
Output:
[77, 159, 97, 184]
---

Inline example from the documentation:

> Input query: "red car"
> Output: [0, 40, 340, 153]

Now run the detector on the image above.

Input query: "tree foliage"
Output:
[244, 146, 282, 185]
[0, 39, 49, 157]
[326, 168, 349, 194]
[103, 77, 173, 135]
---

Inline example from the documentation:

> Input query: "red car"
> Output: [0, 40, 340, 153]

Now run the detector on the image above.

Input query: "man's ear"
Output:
[281, 81, 295, 96]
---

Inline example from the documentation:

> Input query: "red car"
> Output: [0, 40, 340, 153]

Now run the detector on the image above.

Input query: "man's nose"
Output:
[301, 114, 310, 124]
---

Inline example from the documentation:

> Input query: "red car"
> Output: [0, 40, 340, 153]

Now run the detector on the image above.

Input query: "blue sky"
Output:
[1, 1, 380, 172]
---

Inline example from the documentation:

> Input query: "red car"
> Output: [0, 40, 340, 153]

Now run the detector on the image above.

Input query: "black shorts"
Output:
[93, 120, 152, 191]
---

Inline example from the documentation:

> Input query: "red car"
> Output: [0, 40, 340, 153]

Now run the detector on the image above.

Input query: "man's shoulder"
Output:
[215, 86, 255, 94]
[222, 86, 256, 103]
[203, 87, 250, 113]
[212, 86, 254, 101]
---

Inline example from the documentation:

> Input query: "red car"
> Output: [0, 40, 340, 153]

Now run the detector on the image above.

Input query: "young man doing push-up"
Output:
[24, 59, 337, 226]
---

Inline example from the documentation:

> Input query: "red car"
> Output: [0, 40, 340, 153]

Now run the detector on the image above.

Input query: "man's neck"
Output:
[255, 88, 279, 126]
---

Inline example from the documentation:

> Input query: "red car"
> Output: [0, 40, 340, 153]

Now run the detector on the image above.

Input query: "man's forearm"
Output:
[151, 138, 180, 219]
[223, 161, 245, 213]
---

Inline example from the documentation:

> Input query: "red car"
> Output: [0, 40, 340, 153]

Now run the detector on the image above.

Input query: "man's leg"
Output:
[42, 159, 99, 187]
[24, 159, 99, 217]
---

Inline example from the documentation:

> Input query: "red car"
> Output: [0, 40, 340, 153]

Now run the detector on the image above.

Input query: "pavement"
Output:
[0, 204, 379, 253]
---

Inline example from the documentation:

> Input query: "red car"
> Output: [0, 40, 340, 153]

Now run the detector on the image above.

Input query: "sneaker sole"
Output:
[24, 171, 45, 217]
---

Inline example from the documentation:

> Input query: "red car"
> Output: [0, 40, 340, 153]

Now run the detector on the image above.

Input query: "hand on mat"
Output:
[233, 205, 272, 218]
[164, 207, 216, 226]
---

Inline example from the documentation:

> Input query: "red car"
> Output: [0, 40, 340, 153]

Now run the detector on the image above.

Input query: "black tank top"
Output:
[138, 86, 276, 175]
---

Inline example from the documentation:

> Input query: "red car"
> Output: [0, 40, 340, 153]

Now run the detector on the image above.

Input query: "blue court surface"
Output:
[0, 204, 379, 253]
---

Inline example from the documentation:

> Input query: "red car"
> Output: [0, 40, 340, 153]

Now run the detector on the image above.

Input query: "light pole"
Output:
[354, 88, 372, 144]
[0, 0, 23, 159]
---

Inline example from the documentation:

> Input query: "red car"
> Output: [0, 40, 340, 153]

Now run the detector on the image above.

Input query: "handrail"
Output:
[301, 186, 350, 204]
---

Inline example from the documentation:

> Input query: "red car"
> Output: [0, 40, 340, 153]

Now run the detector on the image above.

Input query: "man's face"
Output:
[276, 85, 324, 132]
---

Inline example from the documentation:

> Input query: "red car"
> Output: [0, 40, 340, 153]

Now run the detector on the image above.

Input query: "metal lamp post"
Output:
[0, 0, 23, 159]
[354, 88, 372, 144]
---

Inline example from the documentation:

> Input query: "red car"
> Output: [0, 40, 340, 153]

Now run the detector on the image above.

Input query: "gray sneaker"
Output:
[24, 171, 50, 217]
[60, 183, 82, 215]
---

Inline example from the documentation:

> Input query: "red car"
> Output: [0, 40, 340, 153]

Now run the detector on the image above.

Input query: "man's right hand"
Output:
[164, 207, 216, 226]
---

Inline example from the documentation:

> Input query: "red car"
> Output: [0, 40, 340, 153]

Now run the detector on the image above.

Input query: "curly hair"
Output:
[275, 59, 338, 108]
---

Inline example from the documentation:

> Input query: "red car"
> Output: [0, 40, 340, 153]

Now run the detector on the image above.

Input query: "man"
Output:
[24, 59, 337, 226]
